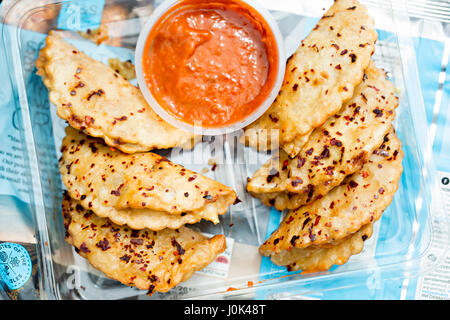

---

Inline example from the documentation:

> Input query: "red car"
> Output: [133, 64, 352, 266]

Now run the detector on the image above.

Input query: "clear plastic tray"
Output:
[1, 0, 448, 300]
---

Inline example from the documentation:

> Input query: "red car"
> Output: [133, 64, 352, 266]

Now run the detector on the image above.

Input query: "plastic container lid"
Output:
[1, 0, 448, 300]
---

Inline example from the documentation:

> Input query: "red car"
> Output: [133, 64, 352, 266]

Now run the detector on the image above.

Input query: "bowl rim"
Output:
[134, 0, 286, 136]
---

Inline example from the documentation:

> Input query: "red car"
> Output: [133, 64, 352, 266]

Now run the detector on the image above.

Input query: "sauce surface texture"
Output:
[142, 0, 278, 128]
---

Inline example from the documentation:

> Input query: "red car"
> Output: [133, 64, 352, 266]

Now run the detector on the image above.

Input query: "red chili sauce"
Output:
[142, 0, 279, 128]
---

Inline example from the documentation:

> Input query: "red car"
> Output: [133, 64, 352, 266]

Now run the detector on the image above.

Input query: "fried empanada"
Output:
[60, 127, 237, 230]
[62, 193, 226, 294]
[241, 0, 378, 157]
[247, 62, 398, 210]
[259, 129, 403, 256]
[36, 31, 197, 154]
[269, 223, 373, 272]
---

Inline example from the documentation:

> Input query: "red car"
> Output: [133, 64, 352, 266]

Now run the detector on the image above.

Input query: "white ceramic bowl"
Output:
[135, 0, 286, 136]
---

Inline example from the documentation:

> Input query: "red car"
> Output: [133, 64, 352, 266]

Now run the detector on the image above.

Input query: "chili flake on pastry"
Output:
[241, 0, 378, 157]
[259, 129, 403, 256]
[62, 192, 226, 294]
[36, 31, 198, 154]
[59, 127, 237, 230]
[247, 62, 398, 211]
[269, 223, 373, 273]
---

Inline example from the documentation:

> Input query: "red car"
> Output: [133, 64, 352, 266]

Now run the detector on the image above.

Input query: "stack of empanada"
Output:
[37, 33, 237, 294]
[36, 0, 405, 292]
[244, 0, 403, 272]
